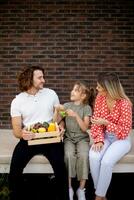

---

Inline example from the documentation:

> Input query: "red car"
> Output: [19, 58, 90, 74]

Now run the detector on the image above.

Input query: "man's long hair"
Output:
[18, 66, 45, 92]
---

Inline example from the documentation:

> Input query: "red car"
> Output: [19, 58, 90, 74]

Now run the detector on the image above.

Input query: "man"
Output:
[9, 66, 69, 200]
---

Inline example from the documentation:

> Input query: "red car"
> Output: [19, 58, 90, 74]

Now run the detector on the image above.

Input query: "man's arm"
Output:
[11, 116, 34, 140]
[53, 104, 65, 123]
[11, 116, 23, 139]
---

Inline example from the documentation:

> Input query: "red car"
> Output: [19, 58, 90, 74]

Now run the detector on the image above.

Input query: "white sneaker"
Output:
[69, 187, 74, 200]
[76, 188, 86, 200]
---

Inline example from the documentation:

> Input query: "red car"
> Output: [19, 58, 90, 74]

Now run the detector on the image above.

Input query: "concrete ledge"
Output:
[0, 129, 134, 173]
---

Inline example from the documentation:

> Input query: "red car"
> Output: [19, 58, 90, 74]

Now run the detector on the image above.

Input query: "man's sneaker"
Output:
[76, 188, 86, 200]
[69, 187, 74, 200]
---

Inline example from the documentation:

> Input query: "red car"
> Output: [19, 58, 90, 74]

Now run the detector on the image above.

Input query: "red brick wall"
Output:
[0, 0, 134, 128]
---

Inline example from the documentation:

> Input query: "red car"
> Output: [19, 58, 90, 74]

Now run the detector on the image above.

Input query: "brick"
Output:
[0, 0, 133, 128]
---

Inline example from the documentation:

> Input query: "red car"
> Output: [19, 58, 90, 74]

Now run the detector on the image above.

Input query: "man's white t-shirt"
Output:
[10, 88, 59, 128]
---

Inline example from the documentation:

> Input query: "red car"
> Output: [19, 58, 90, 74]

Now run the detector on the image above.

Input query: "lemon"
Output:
[38, 127, 46, 133]
[47, 123, 56, 132]
[31, 128, 37, 133]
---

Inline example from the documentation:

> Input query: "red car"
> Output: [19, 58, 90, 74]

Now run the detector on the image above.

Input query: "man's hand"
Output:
[22, 128, 35, 141]
[54, 104, 65, 112]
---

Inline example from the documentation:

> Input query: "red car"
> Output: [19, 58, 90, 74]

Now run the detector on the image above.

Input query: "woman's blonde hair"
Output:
[97, 72, 132, 105]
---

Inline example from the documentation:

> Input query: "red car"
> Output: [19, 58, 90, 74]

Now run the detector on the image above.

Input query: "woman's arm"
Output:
[106, 100, 132, 139]
[90, 95, 105, 143]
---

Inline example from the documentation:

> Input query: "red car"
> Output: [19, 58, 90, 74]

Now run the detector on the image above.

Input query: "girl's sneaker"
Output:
[76, 188, 86, 200]
[69, 187, 74, 200]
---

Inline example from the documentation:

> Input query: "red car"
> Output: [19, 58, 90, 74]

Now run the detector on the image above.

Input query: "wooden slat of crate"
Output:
[34, 131, 60, 139]
[28, 136, 61, 145]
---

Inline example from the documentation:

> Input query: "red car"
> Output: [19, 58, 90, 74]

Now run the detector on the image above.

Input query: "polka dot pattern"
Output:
[91, 95, 132, 143]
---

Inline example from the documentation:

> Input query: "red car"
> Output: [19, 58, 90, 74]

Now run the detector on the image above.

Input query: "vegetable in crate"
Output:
[30, 122, 49, 133]
[47, 122, 56, 132]
[60, 111, 67, 118]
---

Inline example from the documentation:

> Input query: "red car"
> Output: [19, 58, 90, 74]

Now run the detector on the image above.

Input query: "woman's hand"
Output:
[22, 128, 35, 140]
[91, 142, 104, 152]
[91, 117, 109, 126]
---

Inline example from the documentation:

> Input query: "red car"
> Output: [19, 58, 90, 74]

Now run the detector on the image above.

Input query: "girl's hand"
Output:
[54, 104, 64, 112]
[66, 109, 77, 118]
[91, 142, 104, 152]
[58, 124, 65, 139]
[91, 117, 109, 126]
[22, 128, 35, 140]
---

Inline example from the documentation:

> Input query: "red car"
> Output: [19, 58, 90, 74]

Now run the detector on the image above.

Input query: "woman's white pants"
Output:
[89, 133, 131, 197]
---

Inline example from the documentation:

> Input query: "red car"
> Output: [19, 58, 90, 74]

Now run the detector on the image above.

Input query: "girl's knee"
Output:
[78, 151, 89, 160]
[64, 151, 74, 160]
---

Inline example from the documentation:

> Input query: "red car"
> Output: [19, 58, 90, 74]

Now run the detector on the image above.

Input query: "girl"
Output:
[54, 81, 95, 200]
[89, 72, 132, 200]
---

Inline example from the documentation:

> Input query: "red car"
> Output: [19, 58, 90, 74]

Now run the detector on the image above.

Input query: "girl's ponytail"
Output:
[74, 81, 96, 109]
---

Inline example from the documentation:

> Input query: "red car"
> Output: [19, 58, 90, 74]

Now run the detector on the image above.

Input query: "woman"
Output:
[89, 72, 132, 200]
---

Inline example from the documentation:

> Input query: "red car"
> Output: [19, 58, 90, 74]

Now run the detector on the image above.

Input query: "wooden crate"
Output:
[28, 124, 61, 145]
